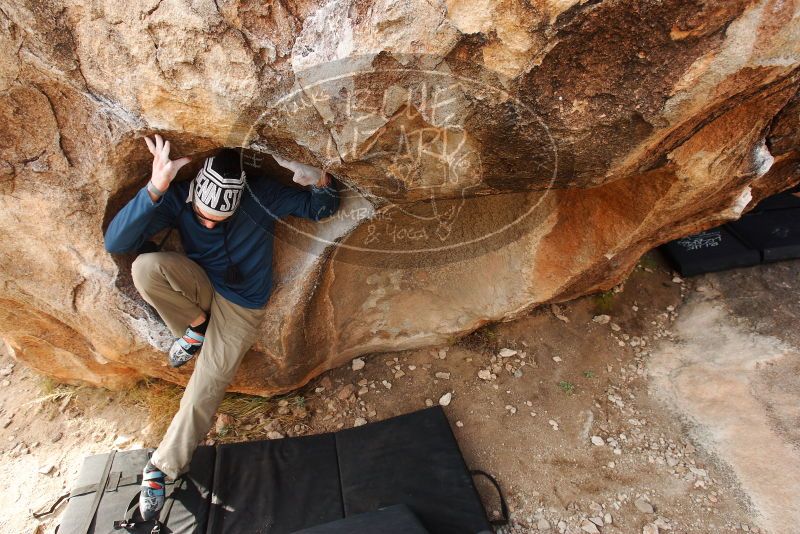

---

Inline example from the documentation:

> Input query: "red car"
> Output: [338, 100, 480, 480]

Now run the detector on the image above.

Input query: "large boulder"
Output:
[0, 0, 798, 394]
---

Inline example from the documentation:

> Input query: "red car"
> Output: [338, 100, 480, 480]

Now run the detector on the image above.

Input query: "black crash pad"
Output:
[291, 504, 429, 534]
[661, 225, 760, 276]
[60, 407, 495, 534]
[728, 209, 800, 262]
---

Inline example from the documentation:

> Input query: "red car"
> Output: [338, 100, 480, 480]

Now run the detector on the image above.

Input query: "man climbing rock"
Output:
[104, 134, 340, 519]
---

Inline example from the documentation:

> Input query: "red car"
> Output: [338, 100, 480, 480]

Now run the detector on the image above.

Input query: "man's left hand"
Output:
[315, 171, 332, 188]
[272, 154, 330, 187]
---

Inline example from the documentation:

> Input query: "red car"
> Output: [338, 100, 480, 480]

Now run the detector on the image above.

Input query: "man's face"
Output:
[192, 202, 230, 229]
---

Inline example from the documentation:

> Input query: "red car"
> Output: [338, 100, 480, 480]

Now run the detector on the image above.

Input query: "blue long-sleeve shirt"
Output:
[104, 174, 340, 309]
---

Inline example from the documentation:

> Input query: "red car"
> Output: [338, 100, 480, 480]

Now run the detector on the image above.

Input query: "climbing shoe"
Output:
[168, 325, 206, 368]
[139, 460, 166, 521]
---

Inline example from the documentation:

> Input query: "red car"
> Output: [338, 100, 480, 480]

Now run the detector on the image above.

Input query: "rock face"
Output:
[0, 0, 798, 395]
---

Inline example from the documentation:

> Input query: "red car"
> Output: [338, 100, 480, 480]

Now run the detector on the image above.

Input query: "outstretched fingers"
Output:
[144, 136, 156, 156]
[272, 153, 295, 171]
[145, 134, 191, 187]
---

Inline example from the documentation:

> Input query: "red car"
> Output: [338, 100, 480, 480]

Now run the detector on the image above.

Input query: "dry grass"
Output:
[123, 379, 184, 439]
[31, 374, 312, 445]
[28, 379, 84, 406]
[456, 323, 501, 353]
[214, 392, 310, 443]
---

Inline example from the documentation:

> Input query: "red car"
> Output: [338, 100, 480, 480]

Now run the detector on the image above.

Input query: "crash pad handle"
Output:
[470, 469, 509, 527]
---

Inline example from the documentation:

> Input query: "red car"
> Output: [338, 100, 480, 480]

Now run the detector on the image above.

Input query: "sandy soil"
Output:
[2, 252, 798, 534]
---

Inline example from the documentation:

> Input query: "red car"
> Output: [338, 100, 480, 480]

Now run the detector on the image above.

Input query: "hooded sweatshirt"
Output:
[104, 174, 340, 309]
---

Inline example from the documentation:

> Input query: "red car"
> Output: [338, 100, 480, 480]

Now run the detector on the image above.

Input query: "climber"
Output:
[103, 134, 340, 520]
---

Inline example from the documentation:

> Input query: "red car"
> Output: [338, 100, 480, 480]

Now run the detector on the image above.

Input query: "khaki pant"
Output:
[131, 251, 266, 479]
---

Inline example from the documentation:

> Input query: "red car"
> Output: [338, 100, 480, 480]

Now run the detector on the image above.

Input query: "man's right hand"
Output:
[144, 134, 191, 200]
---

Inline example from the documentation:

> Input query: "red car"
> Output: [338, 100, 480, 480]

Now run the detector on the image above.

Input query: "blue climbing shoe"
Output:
[139, 461, 165, 521]
[168, 326, 205, 368]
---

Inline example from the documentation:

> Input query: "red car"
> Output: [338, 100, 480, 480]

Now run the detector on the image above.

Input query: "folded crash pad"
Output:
[291, 504, 429, 534]
[206, 407, 493, 534]
[661, 225, 760, 276]
[59, 407, 497, 534]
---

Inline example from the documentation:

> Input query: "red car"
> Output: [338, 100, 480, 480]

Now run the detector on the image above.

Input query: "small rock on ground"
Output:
[635, 497, 655, 514]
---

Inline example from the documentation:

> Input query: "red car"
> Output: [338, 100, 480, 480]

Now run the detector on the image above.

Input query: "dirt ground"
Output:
[1, 251, 798, 534]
